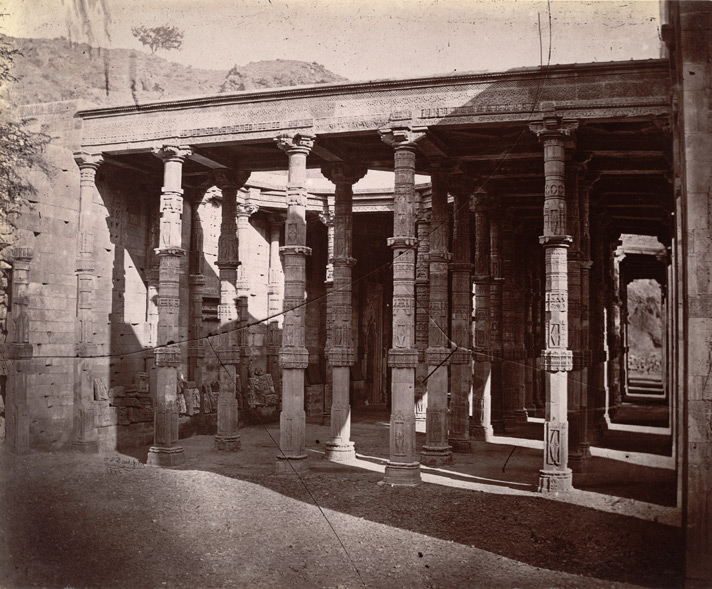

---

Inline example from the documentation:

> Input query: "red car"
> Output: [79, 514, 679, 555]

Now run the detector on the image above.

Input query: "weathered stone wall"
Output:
[668, 2, 712, 585]
[10, 102, 86, 449]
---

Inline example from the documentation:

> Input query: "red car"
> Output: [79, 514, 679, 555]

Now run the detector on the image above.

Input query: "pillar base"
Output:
[383, 461, 421, 486]
[448, 437, 472, 453]
[492, 419, 506, 435]
[538, 468, 573, 493]
[420, 445, 453, 466]
[324, 440, 355, 462]
[147, 445, 185, 467]
[569, 443, 592, 473]
[275, 454, 308, 474]
[71, 440, 99, 453]
[514, 409, 529, 423]
[469, 424, 493, 441]
[215, 435, 240, 452]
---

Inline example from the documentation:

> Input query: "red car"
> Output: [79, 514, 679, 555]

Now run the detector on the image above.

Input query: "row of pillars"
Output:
[42, 108, 586, 491]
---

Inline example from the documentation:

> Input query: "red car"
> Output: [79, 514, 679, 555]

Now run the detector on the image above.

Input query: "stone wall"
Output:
[9, 102, 86, 449]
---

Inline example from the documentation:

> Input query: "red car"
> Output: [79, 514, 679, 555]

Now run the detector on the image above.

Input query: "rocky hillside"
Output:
[2, 35, 347, 107]
[627, 278, 662, 377]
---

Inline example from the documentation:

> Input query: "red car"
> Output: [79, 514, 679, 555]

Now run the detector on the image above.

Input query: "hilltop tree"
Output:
[131, 25, 184, 55]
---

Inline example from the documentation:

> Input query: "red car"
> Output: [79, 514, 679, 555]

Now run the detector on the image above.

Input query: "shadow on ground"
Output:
[0, 414, 683, 589]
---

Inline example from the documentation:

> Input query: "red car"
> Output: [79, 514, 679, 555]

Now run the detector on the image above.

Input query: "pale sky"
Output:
[3, 0, 663, 82]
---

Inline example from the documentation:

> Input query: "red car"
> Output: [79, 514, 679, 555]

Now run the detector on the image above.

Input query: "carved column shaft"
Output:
[322, 163, 366, 461]
[448, 175, 473, 452]
[266, 215, 283, 394]
[214, 170, 249, 451]
[422, 168, 452, 464]
[6, 247, 33, 452]
[147, 145, 191, 467]
[72, 153, 103, 452]
[489, 209, 505, 433]
[319, 206, 335, 425]
[235, 197, 257, 415]
[381, 127, 423, 486]
[568, 171, 593, 470]
[236, 199, 259, 295]
[414, 201, 430, 431]
[501, 223, 523, 429]
[275, 133, 314, 473]
[530, 112, 577, 493]
[471, 193, 493, 440]
[524, 254, 537, 416]
[187, 193, 205, 398]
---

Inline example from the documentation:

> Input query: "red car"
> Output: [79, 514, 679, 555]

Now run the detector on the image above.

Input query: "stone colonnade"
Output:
[66, 115, 605, 492]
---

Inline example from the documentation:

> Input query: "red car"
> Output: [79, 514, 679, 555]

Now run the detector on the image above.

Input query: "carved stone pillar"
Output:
[512, 229, 528, 423]
[319, 203, 335, 426]
[274, 132, 314, 474]
[71, 152, 103, 452]
[266, 214, 284, 392]
[236, 198, 259, 297]
[531, 257, 545, 416]
[607, 242, 624, 415]
[421, 164, 453, 465]
[524, 253, 537, 417]
[569, 170, 595, 469]
[146, 203, 161, 349]
[6, 247, 33, 452]
[187, 191, 206, 409]
[489, 207, 506, 434]
[147, 145, 191, 467]
[235, 197, 258, 410]
[471, 192, 493, 441]
[380, 126, 424, 485]
[529, 109, 577, 493]
[213, 169, 250, 451]
[448, 173, 474, 453]
[414, 199, 430, 432]
[501, 219, 527, 427]
[321, 163, 367, 462]
[589, 224, 608, 440]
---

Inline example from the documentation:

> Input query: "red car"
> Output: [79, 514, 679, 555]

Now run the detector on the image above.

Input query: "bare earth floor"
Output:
[1, 416, 682, 589]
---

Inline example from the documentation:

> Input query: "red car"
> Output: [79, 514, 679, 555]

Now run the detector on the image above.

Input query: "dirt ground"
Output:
[1, 415, 682, 589]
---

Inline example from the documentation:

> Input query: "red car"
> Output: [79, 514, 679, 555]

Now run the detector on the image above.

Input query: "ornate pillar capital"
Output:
[321, 162, 368, 186]
[275, 132, 315, 156]
[73, 151, 103, 171]
[11, 246, 34, 263]
[236, 201, 259, 218]
[213, 169, 250, 192]
[319, 210, 335, 227]
[448, 171, 477, 198]
[528, 106, 578, 145]
[379, 126, 427, 151]
[152, 145, 192, 163]
[469, 187, 489, 212]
